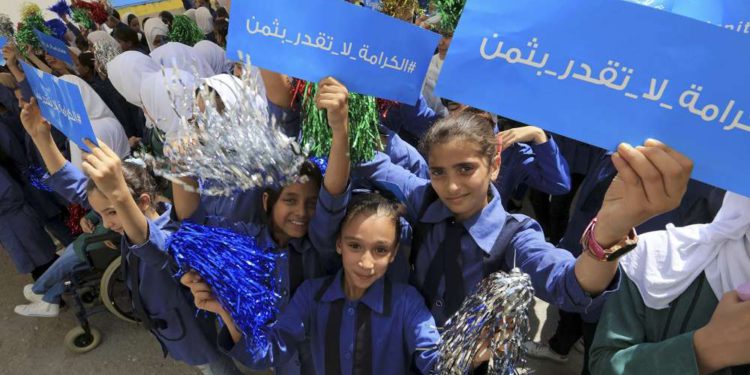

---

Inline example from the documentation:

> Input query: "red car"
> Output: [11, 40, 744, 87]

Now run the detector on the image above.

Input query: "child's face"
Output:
[88, 189, 124, 234]
[268, 180, 318, 241]
[428, 139, 499, 222]
[337, 214, 397, 299]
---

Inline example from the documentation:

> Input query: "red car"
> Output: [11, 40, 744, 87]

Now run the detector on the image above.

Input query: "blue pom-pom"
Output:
[167, 222, 283, 350]
[48, 0, 72, 17]
[24, 166, 52, 192]
[309, 156, 328, 176]
[44, 19, 68, 42]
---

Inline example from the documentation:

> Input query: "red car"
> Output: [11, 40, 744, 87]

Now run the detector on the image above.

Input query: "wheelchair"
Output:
[62, 231, 138, 353]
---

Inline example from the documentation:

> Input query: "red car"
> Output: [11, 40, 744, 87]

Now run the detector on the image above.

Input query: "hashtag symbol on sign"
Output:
[406, 61, 417, 74]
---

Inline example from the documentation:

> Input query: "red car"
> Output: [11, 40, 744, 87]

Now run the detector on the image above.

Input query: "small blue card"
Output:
[20, 61, 98, 152]
[34, 30, 74, 66]
[0, 37, 7, 66]
[436, 0, 750, 197]
[226, 0, 440, 103]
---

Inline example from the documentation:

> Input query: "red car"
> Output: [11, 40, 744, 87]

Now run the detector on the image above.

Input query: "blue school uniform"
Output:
[354, 153, 619, 326]
[217, 270, 440, 375]
[189, 183, 348, 374]
[380, 125, 429, 179]
[45, 162, 224, 366]
[553, 134, 606, 177]
[381, 94, 441, 148]
[496, 137, 571, 207]
[0, 165, 57, 274]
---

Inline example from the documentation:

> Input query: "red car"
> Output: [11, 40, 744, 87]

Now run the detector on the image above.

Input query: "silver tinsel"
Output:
[437, 269, 535, 374]
[140, 56, 306, 196]
[92, 40, 121, 78]
[0, 14, 13, 38]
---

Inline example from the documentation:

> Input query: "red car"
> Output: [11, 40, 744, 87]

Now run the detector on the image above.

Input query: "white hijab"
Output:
[193, 40, 230, 74]
[87, 30, 119, 50]
[202, 73, 266, 112]
[139, 68, 197, 140]
[143, 17, 169, 52]
[184, 9, 197, 21]
[621, 191, 750, 309]
[107, 51, 161, 107]
[150, 41, 215, 78]
[59, 75, 130, 169]
[195, 7, 214, 34]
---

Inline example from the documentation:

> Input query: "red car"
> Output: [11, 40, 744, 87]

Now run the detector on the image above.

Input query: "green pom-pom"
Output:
[71, 8, 94, 30]
[16, 12, 51, 55]
[434, 0, 466, 34]
[299, 82, 381, 164]
[168, 15, 204, 46]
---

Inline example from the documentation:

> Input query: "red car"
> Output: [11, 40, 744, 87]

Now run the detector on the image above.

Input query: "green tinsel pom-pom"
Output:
[72, 8, 94, 31]
[299, 82, 381, 164]
[16, 13, 51, 55]
[434, 0, 466, 34]
[168, 15, 204, 46]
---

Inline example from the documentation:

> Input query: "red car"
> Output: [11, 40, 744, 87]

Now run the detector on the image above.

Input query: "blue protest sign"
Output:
[34, 30, 74, 66]
[436, 0, 750, 197]
[0, 37, 7, 66]
[627, 0, 750, 31]
[20, 61, 98, 152]
[226, 0, 440, 103]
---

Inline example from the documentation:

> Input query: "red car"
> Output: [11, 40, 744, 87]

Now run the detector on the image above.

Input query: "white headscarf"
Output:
[184, 9, 197, 21]
[193, 40, 230, 74]
[195, 7, 214, 34]
[150, 42, 215, 78]
[59, 75, 130, 169]
[621, 192, 750, 309]
[143, 17, 169, 52]
[139, 68, 197, 140]
[87, 30, 119, 50]
[107, 51, 161, 107]
[202, 73, 267, 112]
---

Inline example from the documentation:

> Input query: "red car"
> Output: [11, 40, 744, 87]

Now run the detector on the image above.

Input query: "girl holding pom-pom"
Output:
[17, 98, 242, 375]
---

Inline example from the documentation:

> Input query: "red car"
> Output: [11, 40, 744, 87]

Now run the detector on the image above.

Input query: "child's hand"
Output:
[595, 140, 692, 247]
[19, 98, 52, 139]
[2, 43, 17, 64]
[180, 271, 228, 316]
[499, 126, 548, 148]
[80, 139, 130, 201]
[316, 77, 349, 135]
[80, 216, 95, 234]
[693, 291, 750, 372]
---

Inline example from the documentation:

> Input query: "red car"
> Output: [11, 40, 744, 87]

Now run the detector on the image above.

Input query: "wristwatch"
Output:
[581, 218, 638, 262]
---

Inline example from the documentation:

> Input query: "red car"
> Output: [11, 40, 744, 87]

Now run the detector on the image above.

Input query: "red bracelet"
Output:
[580, 218, 638, 262]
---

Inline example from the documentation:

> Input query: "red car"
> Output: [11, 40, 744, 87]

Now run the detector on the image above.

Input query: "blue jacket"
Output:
[381, 95, 441, 148]
[354, 153, 620, 326]
[45, 162, 223, 366]
[0, 165, 56, 273]
[218, 271, 440, 375]
[496, 137, 571, 207]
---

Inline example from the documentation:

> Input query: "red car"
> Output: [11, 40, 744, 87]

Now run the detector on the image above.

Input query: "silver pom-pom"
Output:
[437, 269, 535, 374]
[140, 56, 306, 196]
[92, 40, 121, 78]
[0, 14, 14, 38]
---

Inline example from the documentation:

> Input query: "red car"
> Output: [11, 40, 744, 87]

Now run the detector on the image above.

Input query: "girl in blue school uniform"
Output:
[17, 98, 242, 375]
[353, 110, 695, 329]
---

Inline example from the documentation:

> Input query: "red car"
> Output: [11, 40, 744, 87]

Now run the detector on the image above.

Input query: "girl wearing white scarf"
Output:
[195, 7, 214, 34]
[150, 42, 215, 78]
[106, 51, 161, 107]
[143, 17, 169, 52]
[139, 68, 197, 140]
[591, 192, 750, 375]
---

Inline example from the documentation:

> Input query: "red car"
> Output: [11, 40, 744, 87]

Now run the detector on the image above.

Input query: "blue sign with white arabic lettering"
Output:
[435, 0, 750, 197]
[20, 61, 98, 152]
[226, 0, 440, 103]
[34, 30, 73, 66]
[0, 37, 7, 66]
[627, 0, 750, 32]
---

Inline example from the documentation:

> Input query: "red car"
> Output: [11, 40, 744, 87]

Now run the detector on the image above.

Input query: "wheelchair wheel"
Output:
[100, 256, 138, 323]
[64, 326, 101, 353]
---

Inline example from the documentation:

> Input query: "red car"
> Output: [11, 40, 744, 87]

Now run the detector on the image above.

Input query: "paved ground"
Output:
[0, 248, 582, 375]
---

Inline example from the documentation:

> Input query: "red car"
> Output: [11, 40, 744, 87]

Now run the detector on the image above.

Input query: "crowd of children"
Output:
[1, 1, 748, 374]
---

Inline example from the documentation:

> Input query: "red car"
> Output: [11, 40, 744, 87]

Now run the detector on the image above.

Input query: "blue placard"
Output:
[20, 61, 98, 152]
[627, 0, 750, 31]
[34, 30, 74, 66]
[436, 0, 750, 197]
[226, 0, 440, 103]
[0, 37, 7, 66]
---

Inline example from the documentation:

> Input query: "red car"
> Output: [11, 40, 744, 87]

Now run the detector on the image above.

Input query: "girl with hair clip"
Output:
[353, 111, 694, 345]
[17, 98, 242, 375]
[182, 192, 458, 374]
[175, 76, 352, 374]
